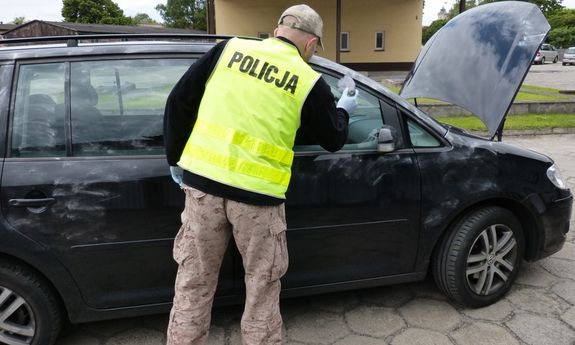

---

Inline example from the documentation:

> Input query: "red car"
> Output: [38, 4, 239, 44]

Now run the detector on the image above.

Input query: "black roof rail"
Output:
[0, 33, 248, 47]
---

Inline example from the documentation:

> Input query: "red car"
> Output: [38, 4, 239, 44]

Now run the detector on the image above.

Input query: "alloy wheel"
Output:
[466, 224, 518, 295]
[0, 286, 36, 345]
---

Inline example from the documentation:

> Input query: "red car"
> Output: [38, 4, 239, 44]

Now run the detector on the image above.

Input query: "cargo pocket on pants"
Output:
[174, 187, 207, 265]
[269, 220, 289, 282]
[173, 221, 193, 266]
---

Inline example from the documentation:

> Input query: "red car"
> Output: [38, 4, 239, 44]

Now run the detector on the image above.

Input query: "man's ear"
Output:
[307, 37, 317, 45]
[306, 37, 318, 51]
[273, 27, 279, 37]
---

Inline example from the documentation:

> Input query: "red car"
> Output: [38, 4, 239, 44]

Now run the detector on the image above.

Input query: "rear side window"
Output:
[10, 58, 194, 158]
[11, 63, 66, 157]
[70, 59, 194, 156]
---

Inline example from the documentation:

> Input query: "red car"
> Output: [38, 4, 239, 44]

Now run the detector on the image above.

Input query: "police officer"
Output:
[164, 4, 358, 344]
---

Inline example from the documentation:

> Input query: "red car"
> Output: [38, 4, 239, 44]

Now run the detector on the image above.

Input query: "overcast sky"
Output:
[1, 0, 574, 25]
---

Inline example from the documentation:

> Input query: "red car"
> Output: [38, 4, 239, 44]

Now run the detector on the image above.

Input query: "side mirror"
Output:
[378, 127, 396, 153]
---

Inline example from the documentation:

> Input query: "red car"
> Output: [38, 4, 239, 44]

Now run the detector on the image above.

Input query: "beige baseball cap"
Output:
[278, 4, 324, 49]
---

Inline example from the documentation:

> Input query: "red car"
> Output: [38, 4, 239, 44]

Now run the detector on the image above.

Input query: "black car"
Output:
[0, 2, 571, 345]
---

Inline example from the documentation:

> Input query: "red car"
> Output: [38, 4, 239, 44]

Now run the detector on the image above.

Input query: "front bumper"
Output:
[534, 193, 573, 260]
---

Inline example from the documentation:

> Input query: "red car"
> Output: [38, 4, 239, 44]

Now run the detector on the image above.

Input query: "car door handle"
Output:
[9, 198, 56, 207]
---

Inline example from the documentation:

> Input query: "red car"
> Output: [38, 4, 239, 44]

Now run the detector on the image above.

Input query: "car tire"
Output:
[0, 260, 62, 345]
[541, 57, 545, 64]
[553, 56, 558, 63]
[432, 206, 524, 308]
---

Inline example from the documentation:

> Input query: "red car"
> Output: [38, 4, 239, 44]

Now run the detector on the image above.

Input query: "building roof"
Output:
[2, 20, 205, 37]
[45, 21, 205, 34]
[0, 24, 17, 33]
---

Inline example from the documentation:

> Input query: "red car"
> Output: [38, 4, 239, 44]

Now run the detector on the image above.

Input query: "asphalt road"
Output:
[369, 60, 575, 92]
[523, 62, 575, 91]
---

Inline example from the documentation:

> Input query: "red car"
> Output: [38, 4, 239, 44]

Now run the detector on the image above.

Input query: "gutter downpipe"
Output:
[206, 0, 216, 34]
[336, 0, 341, 64]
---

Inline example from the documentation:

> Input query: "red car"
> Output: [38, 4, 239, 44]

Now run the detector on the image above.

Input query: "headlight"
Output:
[547, 164, 569, 190]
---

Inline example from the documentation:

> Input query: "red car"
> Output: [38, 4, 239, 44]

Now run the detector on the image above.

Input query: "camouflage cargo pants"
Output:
[166, 187, 289, 345]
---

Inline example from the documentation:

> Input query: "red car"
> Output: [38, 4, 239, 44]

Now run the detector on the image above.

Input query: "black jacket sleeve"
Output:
[163, 40, 228, 166]
[298, 77, 349, 152]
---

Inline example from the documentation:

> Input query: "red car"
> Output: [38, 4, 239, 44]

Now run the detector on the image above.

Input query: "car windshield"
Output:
[567, 48, 575, 54]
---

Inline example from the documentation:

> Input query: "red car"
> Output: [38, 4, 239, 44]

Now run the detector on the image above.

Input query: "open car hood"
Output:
[400, 1, 550, 135]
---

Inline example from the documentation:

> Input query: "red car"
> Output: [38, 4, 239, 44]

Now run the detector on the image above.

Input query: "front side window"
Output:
[407, 119, 441, 148]
[295, 72, 384, 151]
[11, 63, 66, 157]
[70, 58, 194, 156]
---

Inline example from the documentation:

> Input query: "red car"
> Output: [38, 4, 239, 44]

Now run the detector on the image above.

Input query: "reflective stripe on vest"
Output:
[193, 120, 294, 166]
[178, 37, 320, 199]
[181, 143, 291, 187]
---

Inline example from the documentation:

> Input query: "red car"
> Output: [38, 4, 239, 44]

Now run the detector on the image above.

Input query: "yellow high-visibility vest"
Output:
[178, 37, 320, 199]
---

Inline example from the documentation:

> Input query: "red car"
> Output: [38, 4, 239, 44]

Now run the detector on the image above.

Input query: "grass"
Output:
[515, 85, 571, 102]
[437, 114, 575, 131]
[380, 82, 571, 103]
[379, 80, 575, 131]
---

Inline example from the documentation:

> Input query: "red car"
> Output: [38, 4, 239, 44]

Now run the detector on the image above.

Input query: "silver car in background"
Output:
[533, 43, 559, 64]
[563, 47, 575, 66]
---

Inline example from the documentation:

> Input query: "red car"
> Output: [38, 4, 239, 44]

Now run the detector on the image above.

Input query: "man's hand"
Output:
[170, 166, 184, 186]
[337, 88, 359, 114]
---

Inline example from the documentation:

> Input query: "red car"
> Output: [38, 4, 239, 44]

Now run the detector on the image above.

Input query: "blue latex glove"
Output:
[337, 87, 359, 115]
[170, 166, 184, 186]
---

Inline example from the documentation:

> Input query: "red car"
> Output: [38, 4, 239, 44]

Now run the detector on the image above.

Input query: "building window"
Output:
[375, 31, 385, 51]
[258, 32, 270, 39]
[340, 32, 350, 51]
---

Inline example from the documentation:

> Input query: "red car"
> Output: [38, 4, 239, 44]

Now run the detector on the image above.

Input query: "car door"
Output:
[541, 44, 553, 60]
[0, 58, 235, 309]
[280, 72, 421, 289]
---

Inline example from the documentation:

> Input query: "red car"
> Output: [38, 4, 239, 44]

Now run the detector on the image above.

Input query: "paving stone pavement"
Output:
[56, 134, 575, 345]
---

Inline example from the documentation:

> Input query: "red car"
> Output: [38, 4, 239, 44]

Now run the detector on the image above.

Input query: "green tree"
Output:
[12, 17, 26, 25]
[547, 9, 575, 47]
[547, 8, 575, 27]
[527, 0, 564, 15]
[547, 26, 575, 47]
[155, 0, 206, 30]
[132, 13, 158, 25]
[62, 0, 134, 25]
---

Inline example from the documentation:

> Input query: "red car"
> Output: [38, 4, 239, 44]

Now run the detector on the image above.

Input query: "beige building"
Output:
[207, 0, 423, 70]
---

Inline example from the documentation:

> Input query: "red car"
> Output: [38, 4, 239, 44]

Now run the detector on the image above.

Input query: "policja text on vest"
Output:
[227, 51, 300, 95]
